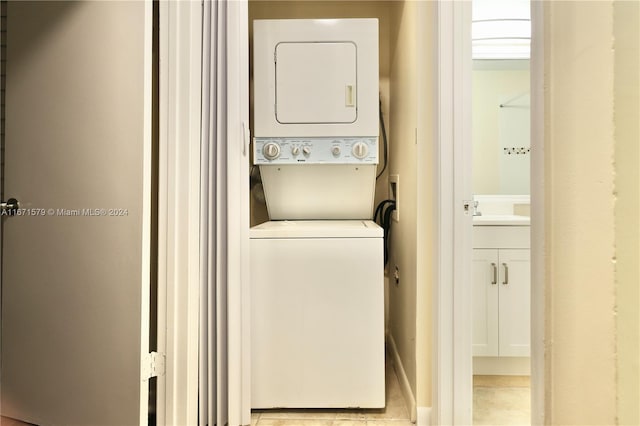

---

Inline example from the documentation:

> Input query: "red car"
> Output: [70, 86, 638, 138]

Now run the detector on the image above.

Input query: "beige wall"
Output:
[544, 1, 620, 423]
[614, 1, 640, 424]
[473, 66, 529, 194]
[415, 2, 435, 409]
[388, 0, 418, 404]
[388, 0, 436, 410]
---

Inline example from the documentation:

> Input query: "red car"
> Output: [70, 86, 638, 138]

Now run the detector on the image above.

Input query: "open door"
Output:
[1, 1, 153, 425]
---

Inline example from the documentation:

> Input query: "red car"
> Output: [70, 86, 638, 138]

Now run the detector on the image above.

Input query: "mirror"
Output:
[472, 59, 530, 195]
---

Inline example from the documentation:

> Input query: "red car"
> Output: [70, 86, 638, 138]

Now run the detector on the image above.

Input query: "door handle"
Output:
[1, 198, 19, 216]
[491, 262, 497, 285]
[502, 262, 509, 285]
[242, 121, 249, 157]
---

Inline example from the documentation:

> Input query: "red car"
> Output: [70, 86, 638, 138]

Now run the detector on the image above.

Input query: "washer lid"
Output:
[250, 220, 382, 239]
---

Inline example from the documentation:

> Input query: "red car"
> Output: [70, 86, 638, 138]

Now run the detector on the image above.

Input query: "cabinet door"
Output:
[472, 249, 499, 356]
[498, 249, 531, 356]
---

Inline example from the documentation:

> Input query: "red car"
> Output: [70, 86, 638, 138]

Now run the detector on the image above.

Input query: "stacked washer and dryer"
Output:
[250, 19, 385, 409]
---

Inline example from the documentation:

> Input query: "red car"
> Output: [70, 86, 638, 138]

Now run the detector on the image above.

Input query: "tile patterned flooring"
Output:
[1, 373, 529, 426]
[473, 375, 531, 425]
[252, 373, 531, 426]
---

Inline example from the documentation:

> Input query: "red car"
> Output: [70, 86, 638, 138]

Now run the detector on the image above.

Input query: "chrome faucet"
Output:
[473, 201, 482, 216]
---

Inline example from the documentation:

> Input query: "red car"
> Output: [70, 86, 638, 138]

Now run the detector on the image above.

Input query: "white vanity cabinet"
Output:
[472, 225, 530, 357]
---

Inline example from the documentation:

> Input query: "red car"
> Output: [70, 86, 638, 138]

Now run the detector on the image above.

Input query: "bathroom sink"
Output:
[473, 214, 530, 226]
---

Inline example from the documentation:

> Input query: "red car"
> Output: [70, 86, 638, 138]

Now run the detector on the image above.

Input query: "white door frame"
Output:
[529, 1, 545, 423]
[157, 1, 203, 424]
[140, 0, 154, 423]
[225, 2, 251, 424]
[433, 1, 473, 424]
[433, 1, 545, 424]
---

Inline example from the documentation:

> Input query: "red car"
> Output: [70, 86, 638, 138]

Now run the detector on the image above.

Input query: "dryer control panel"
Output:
[253, 137, 378, 165]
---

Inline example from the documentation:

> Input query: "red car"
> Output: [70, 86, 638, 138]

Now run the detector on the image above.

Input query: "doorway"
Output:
[470, 0, 531, 423]
[432, 0, 544, 424]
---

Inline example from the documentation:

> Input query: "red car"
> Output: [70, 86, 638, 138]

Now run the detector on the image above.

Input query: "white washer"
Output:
[250, 220, 385, 408]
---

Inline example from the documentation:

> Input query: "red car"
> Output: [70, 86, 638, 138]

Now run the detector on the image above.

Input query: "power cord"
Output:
[374, 199, 396, 266]
[376, 98, 389, 180]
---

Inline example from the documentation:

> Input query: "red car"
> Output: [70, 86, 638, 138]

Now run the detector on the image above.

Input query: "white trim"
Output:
[139, 0, 153, 424]
[530, 0, 545, 424]
[158, 1, 203, 424]
[388, 334, 417, 423]
[199, 5, 212, 421]
[416, 4, 431, 422]
[225, 1, 251, 425]
[417, 407, 433, 426]
[452, 2, 474, 424]
[433, 2, 454, 422]
[156, 3, 168, 423]
[433, 1, 473, 424]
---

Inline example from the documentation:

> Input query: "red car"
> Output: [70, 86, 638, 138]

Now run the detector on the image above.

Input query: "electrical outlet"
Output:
[389, 174, 399, 222]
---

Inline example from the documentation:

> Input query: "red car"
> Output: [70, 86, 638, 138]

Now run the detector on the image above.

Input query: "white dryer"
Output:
[250, 220, 385, 408]
[253, 19, 379, 220]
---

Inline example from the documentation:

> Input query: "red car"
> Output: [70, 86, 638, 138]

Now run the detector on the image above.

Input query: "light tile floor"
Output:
[473, 375, 531, 426]
[1, 374, 530, 426]
[251, 371, 532, 426]
[251, 357, 411, 426]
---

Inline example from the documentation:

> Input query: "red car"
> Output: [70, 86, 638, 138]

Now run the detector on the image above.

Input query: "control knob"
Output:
[262, 142, 281, 160]
[331, 146, 341, 157]
[291, 146, 300, 156]
[352, 141, 369, 159]
[302, 146, 311, 156]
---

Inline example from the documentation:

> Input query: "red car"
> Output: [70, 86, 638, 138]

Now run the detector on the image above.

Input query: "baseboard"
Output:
[417, 406, 432, 426]
[387, 333, 417, 423]
[473, 356, 531, 376]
